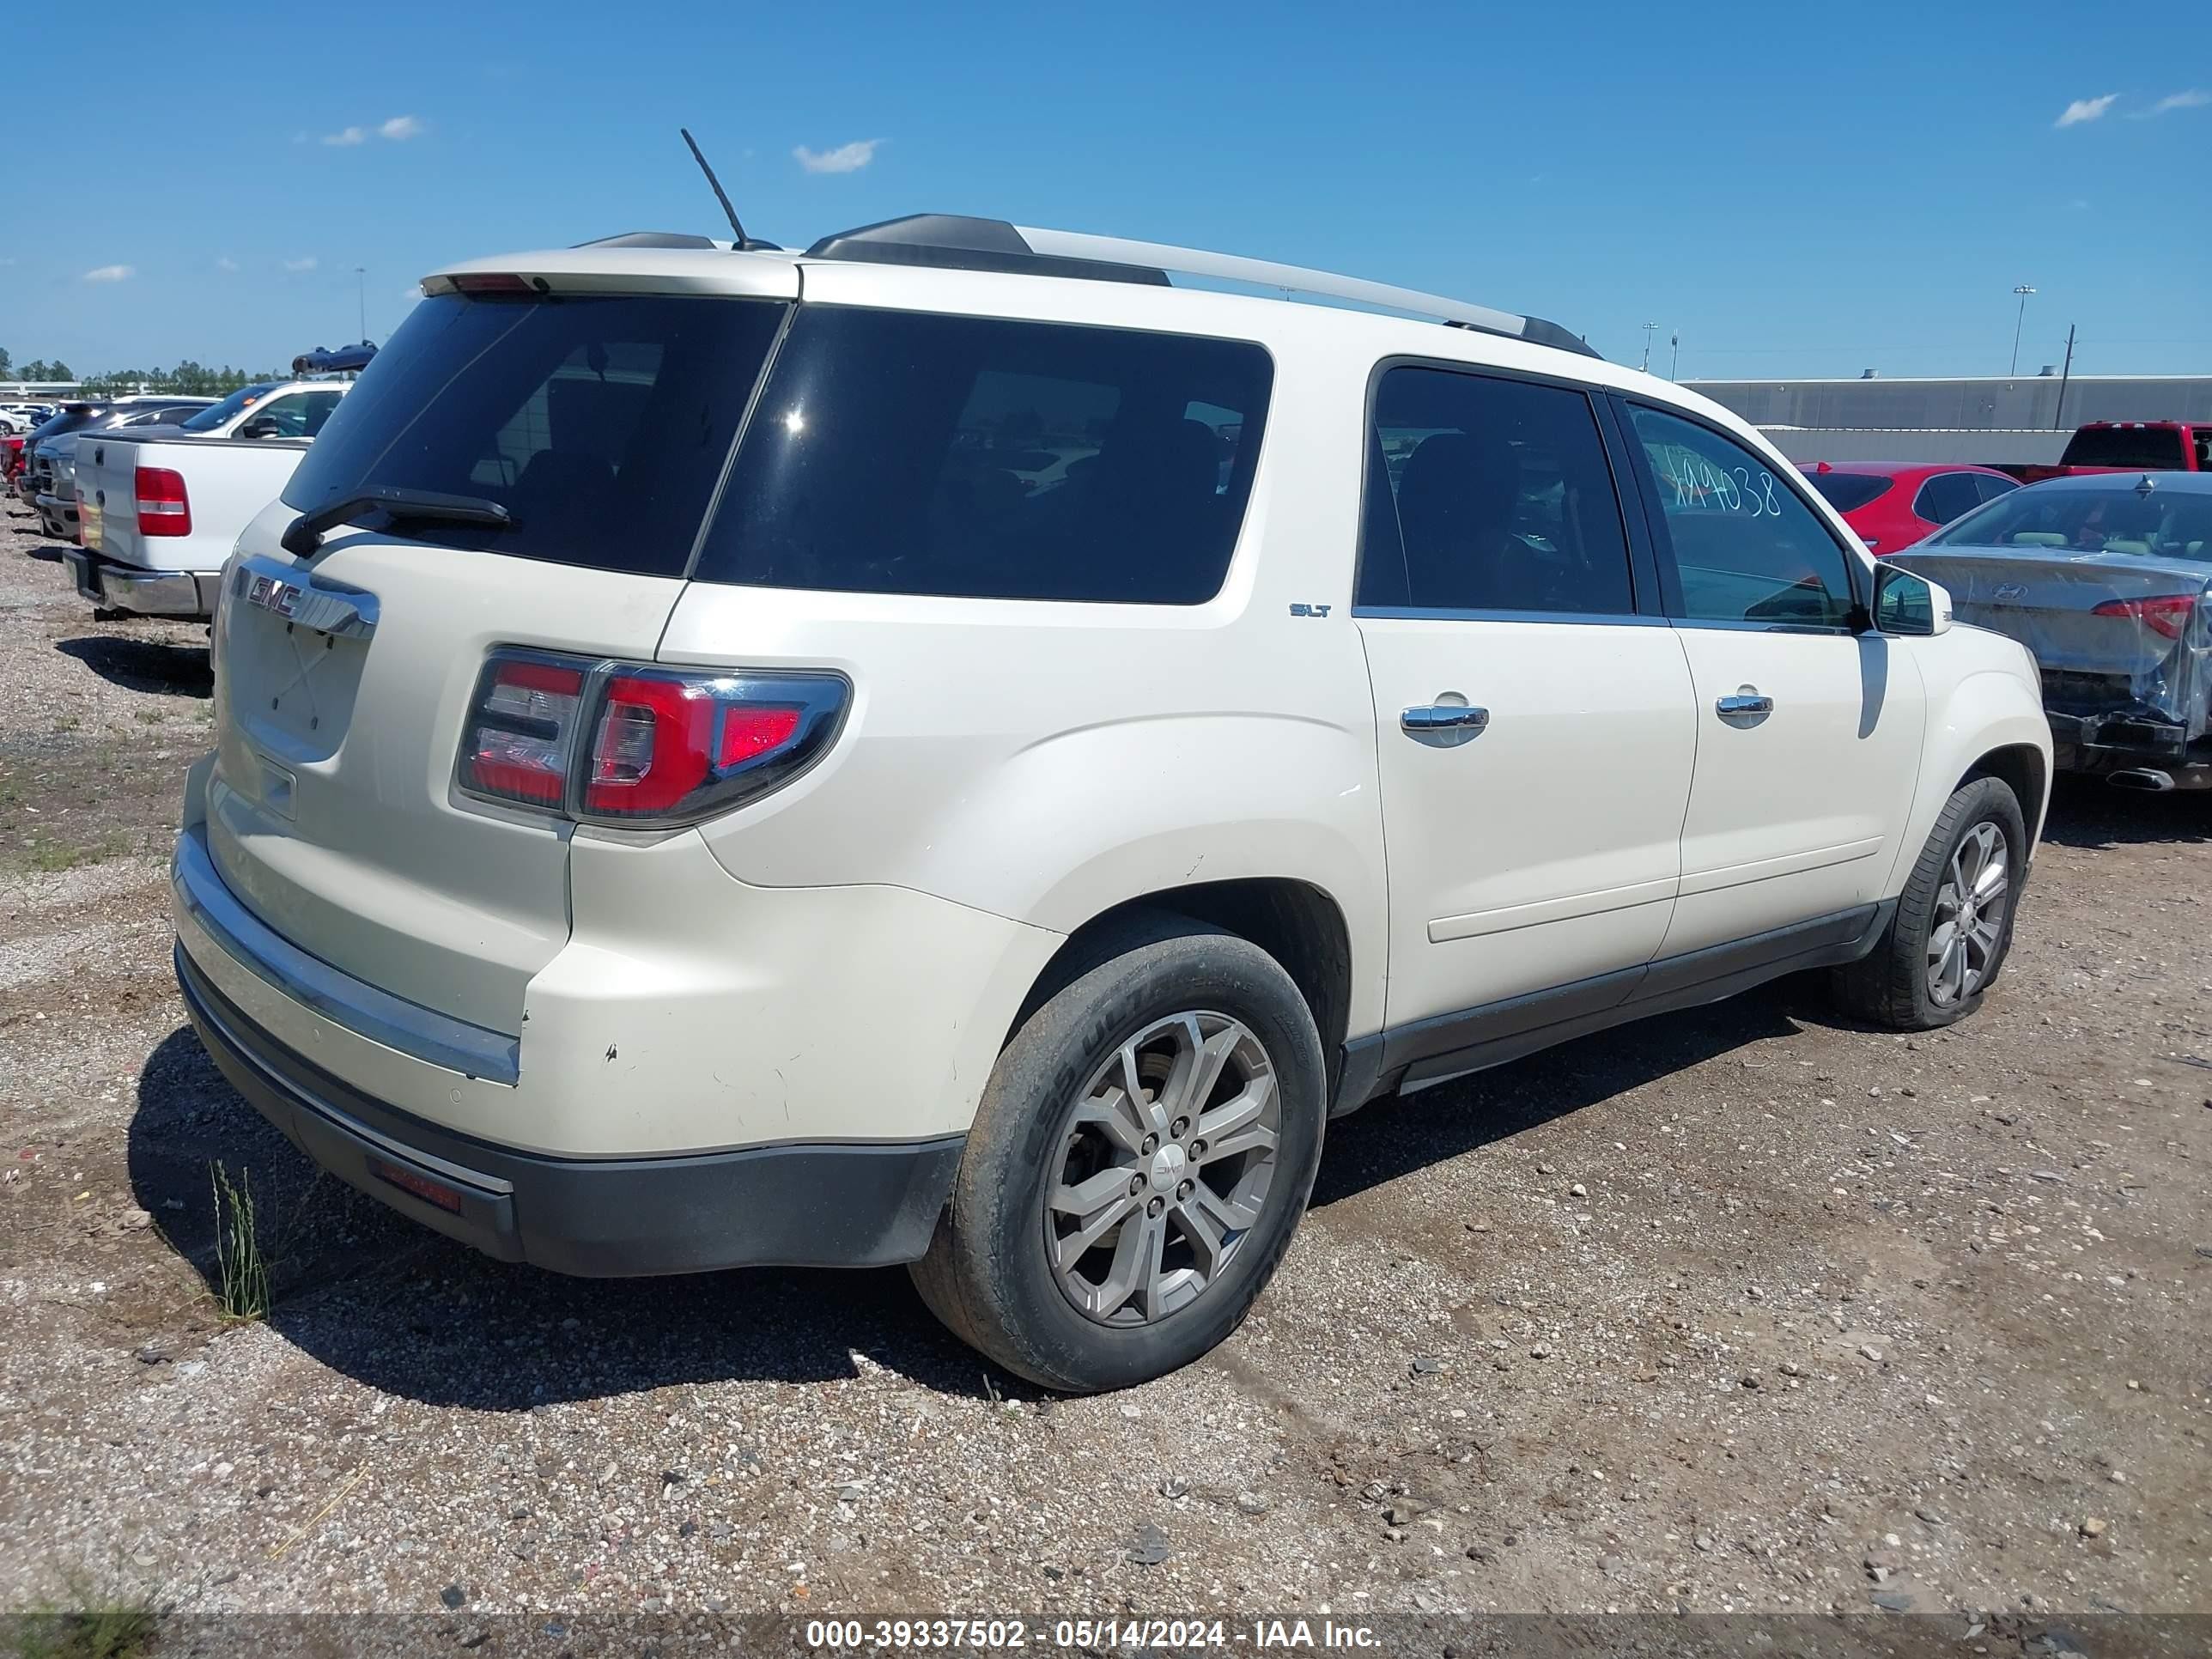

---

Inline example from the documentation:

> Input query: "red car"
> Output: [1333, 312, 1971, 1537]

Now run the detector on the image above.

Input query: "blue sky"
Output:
[3, 0, 2207, 380]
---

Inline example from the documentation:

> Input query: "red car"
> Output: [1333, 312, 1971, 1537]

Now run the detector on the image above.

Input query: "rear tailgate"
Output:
[1893, 546, 2212, 736]
[200, 265, 794, 1037]
[207, 509, 686, 1034]
[81, 432, 310, 574]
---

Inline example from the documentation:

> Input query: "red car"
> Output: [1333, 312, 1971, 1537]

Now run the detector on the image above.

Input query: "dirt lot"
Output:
[0, 502, 2206, 1641]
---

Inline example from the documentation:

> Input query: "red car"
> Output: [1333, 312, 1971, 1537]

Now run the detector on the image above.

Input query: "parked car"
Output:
[1892, 471, 2212, 790]
[171, 217, 2051, 1392]
[169, 379, 350, 442]
[69, 381, 349, 618]
[2, 433, 24, 485]
[2012, 421, 2212, 484]
[0, 404, 56, 434]
[1799, 462, 2020, 553]
[27, 398, 216, 538]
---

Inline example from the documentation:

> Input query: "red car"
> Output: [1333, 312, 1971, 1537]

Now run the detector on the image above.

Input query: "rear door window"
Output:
[283, 293, 787, 576]
[1627, 405, 1858, 629]
[1974, 472, 2020, 505]
[1357, 365, 1636, 615]
[692, 307, 1272, 604]
[1911, 471, 1985, 526]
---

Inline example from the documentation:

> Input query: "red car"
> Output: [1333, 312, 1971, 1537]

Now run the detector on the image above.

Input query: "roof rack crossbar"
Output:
[1012, 226, 1596, 358]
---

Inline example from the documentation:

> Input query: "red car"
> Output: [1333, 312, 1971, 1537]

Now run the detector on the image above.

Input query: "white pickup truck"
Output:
[65, 380, 348, 619]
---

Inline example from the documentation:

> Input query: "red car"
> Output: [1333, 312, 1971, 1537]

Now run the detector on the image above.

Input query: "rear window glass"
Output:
[2060, 427, 2188, 469]
[1800, 471, 1892, 513]
[282, 293, 787, 576]
[692, 307, 1273, 604]
[30, 410, 103, 441]
[1930, 483, 2212, 556]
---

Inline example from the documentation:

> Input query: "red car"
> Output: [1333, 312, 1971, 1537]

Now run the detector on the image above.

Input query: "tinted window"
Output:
[1912, 471, 1985, 526]
[695, 308, 1271, 604]
[1629, 406, 1856, 629]
[29, 409, 104, 441]
[1357, 368, 1633, 615]
[1974, 472, 2020, 504]
[2060, 426, 2188, 469]
[1800, 471, 1892, 513]
[283, 292, 787, 575]
[181, 382, 285, 433]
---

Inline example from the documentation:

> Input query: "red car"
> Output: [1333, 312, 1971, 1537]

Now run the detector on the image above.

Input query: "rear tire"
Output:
[1835, 775, 2027, 1030]
[910, 913, 1326, 1393]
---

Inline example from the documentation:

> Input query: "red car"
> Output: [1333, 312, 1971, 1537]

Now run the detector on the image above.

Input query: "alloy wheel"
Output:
[1044, 1011, 1280, 1327]
[1927, 820, 2010, 1006]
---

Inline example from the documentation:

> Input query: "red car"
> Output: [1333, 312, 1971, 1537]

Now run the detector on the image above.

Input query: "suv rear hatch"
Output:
[202, 258, 794, 1035]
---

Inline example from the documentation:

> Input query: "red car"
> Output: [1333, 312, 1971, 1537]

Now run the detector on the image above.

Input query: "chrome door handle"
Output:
[1402, 704, 1491, 733]
[1716, 692, 1773, 717]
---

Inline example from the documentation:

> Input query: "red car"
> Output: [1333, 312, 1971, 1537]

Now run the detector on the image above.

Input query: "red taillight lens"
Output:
[456, 651, 844, 825]
[135, 465, 191, 537]
[582, 671, 826, 823]
[448, 272, 536, 295]
[2091, 593, 2199, 641]
[459, 653, 586, 807]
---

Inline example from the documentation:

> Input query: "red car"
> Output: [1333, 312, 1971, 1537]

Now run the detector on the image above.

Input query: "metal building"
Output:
[1680, 374, 2212, 467]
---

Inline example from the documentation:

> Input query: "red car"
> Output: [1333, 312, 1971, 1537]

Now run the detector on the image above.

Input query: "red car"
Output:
[1797, 461, 2020, 554]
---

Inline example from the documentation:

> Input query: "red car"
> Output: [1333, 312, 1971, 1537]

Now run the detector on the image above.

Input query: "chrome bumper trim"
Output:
[172, 825, 522, 1086]
[100, 565, 214, 617]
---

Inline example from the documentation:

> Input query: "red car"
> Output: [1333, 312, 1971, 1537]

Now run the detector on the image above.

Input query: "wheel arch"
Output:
[1008, 878, 1357, 1092]
[1961, 741, 2050, 847]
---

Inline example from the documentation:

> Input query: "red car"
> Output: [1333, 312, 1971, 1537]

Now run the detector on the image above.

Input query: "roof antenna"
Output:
[681, 128, 775, 251]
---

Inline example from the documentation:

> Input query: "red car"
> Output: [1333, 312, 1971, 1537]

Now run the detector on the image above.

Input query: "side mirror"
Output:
[1873, 563, 1952, 636]
[239, 416, 279, 440]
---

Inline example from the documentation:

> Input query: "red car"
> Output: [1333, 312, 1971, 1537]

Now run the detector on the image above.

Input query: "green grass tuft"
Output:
[210, 1162, 270, 1322]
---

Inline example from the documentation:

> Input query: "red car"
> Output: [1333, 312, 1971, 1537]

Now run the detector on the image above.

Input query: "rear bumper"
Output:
[2046, 708, 2212, 787]
[176, 941, 963, 1276]
[64, 549, 217, 617]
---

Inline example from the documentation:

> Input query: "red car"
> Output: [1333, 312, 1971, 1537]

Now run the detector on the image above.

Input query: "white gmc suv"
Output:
[172, 217, 2051, 1392]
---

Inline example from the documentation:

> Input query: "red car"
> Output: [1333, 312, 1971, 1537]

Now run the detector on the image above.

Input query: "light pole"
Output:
[2009, 285, 2035, 376]
[356, 267, 368, 343]
[1669, 332, 1680, 380]
[1640, 321, 1658, 372]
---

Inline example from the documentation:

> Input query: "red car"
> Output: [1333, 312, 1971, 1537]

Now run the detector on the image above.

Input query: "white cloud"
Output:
[216, 255, 240, 273]
[2054, 94, 2118, 127]
[379, 114, 425, 141]
[793, 138, 881, 174]
[322, 125, 368, 147]
[2139, 88, 2210, 117]
[283, 257, 319, 273]
[82, 264, 134, 283]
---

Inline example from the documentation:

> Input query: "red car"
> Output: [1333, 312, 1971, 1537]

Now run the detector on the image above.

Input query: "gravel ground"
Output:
[0, 501, 2206, 1642]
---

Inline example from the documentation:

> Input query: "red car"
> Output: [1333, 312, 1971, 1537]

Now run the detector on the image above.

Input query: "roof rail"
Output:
[801, 215, 1595, 357]
[1017, 227, 1596, 357]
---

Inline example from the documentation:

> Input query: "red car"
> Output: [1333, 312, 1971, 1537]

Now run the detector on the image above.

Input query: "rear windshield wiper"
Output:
[281, 485, 513, 557]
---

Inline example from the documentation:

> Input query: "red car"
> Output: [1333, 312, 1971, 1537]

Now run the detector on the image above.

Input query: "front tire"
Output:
[910, 914, 1326, 1393]
[1836, 775, 2027, 1030]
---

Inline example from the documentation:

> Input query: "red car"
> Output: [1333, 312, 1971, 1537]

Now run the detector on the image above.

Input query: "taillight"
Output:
[457, 648, 845, 826]
[459, 653, 586, 808]
[135, 465, 191, 537]
[447, 272, 536, 295]
[2090, 593, 2199, 641]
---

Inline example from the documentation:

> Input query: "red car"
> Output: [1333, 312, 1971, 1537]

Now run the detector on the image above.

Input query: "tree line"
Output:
[2, 346, 283, 396]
